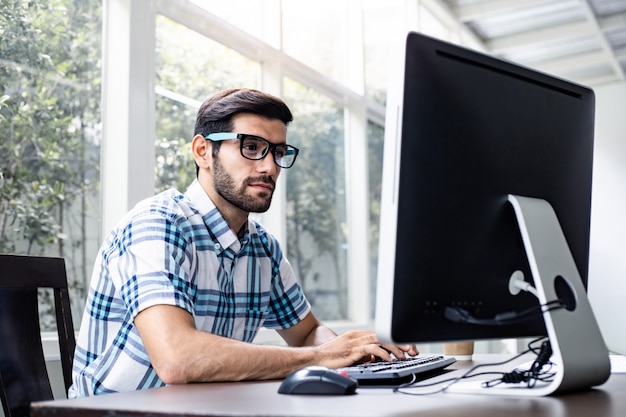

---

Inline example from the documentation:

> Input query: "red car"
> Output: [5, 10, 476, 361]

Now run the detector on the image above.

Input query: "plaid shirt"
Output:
[69, 180, 310, 398]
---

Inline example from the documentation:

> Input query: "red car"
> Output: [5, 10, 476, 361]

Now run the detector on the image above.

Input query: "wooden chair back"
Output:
[0, 254, 76, 417]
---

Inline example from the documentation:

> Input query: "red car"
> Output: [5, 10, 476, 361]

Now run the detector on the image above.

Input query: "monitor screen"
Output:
[376, 32, 595, 345]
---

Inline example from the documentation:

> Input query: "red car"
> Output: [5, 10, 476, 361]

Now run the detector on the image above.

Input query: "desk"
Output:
[31, 355, 626, 417]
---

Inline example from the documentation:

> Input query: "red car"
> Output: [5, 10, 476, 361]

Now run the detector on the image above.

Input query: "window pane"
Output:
[362, 0, 406, 105]
[283, 78, 348, 321]
[154, 15, 260, 193]
[420, 4, 451, 41]
[187, 0, 273, 47]
[367, 121, 385, 318]
[0, 0, 102, 328]
[281, 0, 348, 86]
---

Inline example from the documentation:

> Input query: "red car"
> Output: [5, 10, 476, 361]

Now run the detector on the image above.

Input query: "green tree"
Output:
[153, 16, 351, 321]
[0, 0, 102, 324]
[154, 15, 260, 193]
[284, 80, 348, 320]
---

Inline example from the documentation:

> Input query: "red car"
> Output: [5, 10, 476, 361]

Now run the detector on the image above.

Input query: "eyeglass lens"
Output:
[240, 135, 297, 168]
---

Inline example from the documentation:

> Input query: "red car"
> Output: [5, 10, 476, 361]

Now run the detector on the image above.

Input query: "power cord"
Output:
[393, 279, 562, 395]
[393, 337, 556, 396]
[444, 299, 564, 326]
[444, 272, 565, 326]
[482, 340, 555, 388]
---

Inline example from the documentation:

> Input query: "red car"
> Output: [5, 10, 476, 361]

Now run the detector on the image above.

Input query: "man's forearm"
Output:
[302, 324, 337, 346]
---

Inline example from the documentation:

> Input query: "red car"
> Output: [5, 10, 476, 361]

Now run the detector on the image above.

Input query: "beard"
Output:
[212, 156, 275, 213]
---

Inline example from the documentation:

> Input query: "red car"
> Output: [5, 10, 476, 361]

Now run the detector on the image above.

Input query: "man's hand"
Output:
[313, 330, 418, 369]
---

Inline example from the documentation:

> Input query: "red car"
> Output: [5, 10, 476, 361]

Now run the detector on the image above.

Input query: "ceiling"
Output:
[443, 0, 626, 87]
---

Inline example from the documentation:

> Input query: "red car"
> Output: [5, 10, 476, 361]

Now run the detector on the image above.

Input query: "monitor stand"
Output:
[447, 194, 610, 396]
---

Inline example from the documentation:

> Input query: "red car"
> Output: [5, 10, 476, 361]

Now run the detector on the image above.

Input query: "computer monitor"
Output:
[375, 32, 610, 395]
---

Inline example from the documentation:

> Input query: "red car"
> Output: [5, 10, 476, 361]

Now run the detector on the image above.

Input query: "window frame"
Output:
[99, 0, 485, 341]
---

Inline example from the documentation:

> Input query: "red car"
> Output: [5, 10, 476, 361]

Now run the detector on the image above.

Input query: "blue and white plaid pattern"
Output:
[68, 180, 310, 397]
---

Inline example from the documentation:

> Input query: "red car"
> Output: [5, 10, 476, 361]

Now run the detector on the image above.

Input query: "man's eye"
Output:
[242, 143, 259, 152]
[274, 146, 288, 158]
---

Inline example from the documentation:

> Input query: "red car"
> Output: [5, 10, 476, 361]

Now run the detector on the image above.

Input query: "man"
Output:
[69, 88, 416, 397]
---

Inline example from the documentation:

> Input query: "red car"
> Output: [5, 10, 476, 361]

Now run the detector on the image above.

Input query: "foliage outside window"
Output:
[154, 15, 260, 193]
[1, 1, 471, 335]
[367, 121, 385, 317]
[0, 0, 102, 329]
[154, 15, 351, 321]
[283, 78, 348, 320]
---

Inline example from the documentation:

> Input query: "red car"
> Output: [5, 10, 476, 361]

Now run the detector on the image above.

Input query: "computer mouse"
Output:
[278, 366, 358, 395]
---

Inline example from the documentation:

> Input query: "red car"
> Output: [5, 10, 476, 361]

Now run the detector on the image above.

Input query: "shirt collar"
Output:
[184, 180, 242, 253]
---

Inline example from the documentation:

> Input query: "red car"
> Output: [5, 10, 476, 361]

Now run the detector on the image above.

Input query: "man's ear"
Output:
[191, 134, 211, 170]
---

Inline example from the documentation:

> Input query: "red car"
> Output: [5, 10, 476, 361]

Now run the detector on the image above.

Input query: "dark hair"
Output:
[194, 88, 294, 175]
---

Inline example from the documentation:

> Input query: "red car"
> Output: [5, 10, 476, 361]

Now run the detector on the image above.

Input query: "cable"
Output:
[482, 340, 555, 388]
[509, 270, 539, 298]
[393, 337, 553, 396]
[512, 279, 539, 298]
[444, 299, 565, 326]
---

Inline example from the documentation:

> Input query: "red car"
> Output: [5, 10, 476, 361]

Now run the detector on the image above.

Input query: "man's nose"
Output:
[257, 150, 279, 175]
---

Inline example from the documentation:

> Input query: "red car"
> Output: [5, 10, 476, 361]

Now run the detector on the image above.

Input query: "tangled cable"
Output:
[393, 337, 556, 396]
[482, 339, 555, 388]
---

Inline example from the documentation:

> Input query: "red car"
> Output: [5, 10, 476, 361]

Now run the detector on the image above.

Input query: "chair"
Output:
[0, 254, 76, 417]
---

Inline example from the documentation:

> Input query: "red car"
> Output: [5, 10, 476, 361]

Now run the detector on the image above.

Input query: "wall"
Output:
[588, 80, 626, 355]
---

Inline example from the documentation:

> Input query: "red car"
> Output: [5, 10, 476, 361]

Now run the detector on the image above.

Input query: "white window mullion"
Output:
[345, 103, 370, 324]
[101, 0, 156, 236]
[253, 59, 288, 245]
[344, 2, 370, 324]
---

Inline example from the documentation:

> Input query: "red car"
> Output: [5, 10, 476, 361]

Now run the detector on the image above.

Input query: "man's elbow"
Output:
[153, 360, 190, 385]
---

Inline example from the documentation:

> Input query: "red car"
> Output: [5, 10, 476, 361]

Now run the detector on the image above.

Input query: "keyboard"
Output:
[337, 354, 457, 385]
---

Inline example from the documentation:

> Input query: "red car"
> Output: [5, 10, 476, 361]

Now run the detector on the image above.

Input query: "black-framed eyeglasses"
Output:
[205, 132, 300, 169]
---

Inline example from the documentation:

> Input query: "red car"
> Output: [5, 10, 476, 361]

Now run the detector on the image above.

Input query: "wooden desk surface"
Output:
[31, 355, 626, 417]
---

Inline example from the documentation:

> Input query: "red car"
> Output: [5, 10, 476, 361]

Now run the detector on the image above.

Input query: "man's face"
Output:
[211, 113, 287, 214]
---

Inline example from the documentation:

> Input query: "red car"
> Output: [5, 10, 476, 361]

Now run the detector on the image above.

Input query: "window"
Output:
[0, 0, 102, 327]
[102, 0, 480, 329]
[281, 1, 350, 87]
[367, 121, 385, 317]
[7, 0, 480, 336]
[187, 0, 273, 47]
[283, 78, 347, 320]
[154, 15, 261, 193]
[362, 0, 407, 104]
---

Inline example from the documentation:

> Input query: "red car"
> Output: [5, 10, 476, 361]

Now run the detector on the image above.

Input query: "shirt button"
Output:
[214, 243, 221, 250]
